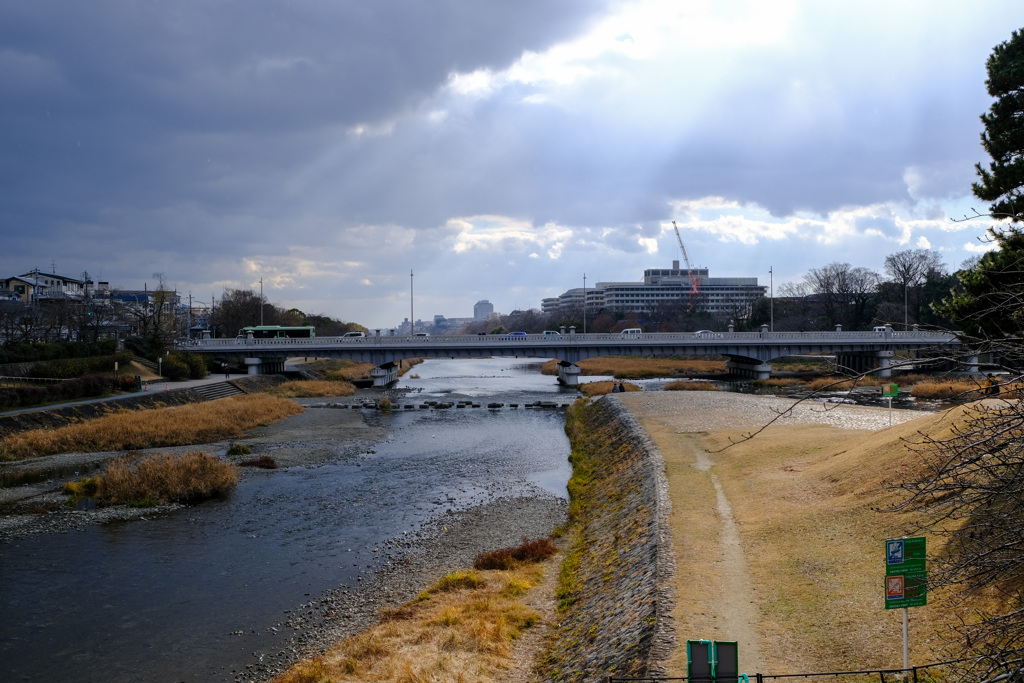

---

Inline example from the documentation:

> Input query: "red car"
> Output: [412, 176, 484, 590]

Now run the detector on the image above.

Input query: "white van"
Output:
[620, 328, 643, 336]
[542, 330, 561, 337]
[873, 326, 892, 334]
[342, 331, 366, 338]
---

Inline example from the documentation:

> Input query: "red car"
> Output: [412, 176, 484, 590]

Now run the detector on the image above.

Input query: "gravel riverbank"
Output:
[0, 391, 570, 682]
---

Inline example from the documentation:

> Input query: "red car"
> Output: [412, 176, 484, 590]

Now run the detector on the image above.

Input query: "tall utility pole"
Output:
[410, 269, 414, 335]
[259, 277, 264, 326]
[769, 267, 774, 332]
[583, 273, 587, 334]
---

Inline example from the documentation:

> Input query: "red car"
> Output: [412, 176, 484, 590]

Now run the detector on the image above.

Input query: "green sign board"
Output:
[885, 537, 927, 609]
[882, 383, 899, 398]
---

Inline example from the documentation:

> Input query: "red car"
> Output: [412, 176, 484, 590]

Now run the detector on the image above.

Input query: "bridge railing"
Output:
[176, 329, 959, 352]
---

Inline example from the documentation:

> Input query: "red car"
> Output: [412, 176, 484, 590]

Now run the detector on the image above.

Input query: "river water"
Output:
[0, 358, 576, 683]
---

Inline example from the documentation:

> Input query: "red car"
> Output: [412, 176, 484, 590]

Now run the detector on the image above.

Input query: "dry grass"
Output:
[397, 358, 425, 377]
[663, 380, 720, 391]
[99, 450, 238, 505]
[750, 378, 803, 389]
[908, 378, 983, 399]
[271, 564, 548, 683]
[804, 375, 882, 391]
[473, 537, 558, 571]
[325, 362, 377, 382]
[578, 381, 639, 396]
[270, 380, 356, 398]
[0, 394, 303, 460]
[638, 403, 970, 676]
[540, 356, 726, 378]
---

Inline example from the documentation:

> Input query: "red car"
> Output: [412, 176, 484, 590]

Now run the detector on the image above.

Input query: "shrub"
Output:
[238, 456, 277, 469]
[474, 537, 558, 570]
[175, 352, 208, 379]
[377, 397, 392, 412]
[62, 476, 100, 497]
[159, 355, 190, 380]
[226, 443, 252, 456]
[99, 450, 238, 505]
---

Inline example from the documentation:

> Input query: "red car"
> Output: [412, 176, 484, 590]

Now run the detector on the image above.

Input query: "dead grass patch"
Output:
[750, 378, 803, 389]
[270, 380, 356, 398]
[473, 537, 558, 570]
[271, 563, 548, 683]
[804, 376, 882, 392]
[99, 450, 238, 505]
[540, 356, 726, 378]
[397, 358, 425, 377]
[663, 380, 720, 391]
[0, 394, 303, 460]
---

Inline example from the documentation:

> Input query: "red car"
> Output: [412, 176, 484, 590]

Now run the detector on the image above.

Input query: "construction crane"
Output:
[672, 221, 701, 309]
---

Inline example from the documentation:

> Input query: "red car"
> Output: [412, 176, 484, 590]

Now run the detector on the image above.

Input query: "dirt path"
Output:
[619, 392, 926, 676]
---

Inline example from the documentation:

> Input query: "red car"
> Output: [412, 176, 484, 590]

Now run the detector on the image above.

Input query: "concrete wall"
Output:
[547, 397, 675, 681]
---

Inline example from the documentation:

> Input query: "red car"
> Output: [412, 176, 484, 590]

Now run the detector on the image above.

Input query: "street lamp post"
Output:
[769, 266, 774, 332]
[410, 269, 414, 335]
[582, 273, 587, 334]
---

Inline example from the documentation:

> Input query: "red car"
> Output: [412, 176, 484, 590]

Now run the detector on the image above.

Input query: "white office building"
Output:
[542, 261, 765, 318]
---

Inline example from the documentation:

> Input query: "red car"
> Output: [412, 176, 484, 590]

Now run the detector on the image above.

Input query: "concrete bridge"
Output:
[178, 326, 966, 386]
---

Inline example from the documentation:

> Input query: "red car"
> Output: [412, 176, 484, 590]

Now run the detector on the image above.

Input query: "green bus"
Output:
[237, 325, 315, 339]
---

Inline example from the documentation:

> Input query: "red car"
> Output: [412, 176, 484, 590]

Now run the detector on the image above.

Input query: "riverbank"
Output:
[618, 391, 955, 675]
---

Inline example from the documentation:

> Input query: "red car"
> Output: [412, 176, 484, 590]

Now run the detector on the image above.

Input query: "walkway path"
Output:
[618, 392, 923, 676]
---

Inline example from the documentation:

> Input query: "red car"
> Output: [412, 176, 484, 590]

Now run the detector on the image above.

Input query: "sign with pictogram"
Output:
[885, 537, 927, 609]
[882, 383, 899, 397]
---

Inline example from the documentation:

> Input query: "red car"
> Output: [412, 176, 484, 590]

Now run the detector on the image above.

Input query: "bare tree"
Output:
[883, 249, 946, 329]
[804, 262, 879, 329]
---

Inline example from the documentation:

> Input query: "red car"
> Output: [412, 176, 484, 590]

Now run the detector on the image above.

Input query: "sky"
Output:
[3, 0, 1024, 328]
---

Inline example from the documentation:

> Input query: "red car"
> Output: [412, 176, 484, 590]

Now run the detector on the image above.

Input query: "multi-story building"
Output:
[473, 300, 494, 320]
[542, 261, 766, 318]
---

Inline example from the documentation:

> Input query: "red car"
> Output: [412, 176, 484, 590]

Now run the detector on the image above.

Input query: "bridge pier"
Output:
[244, 357, 285, 375]
[835, 351, 894, 377]
[726, 359, 773, 380]
[370, 364, 399, 387]
[556, 361, 581, 386]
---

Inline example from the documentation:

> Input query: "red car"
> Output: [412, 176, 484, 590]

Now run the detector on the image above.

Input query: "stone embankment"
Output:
[547, 396, 675, 681]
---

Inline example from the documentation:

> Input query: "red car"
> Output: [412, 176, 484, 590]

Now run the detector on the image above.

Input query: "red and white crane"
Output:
[672, 220, 701, 309]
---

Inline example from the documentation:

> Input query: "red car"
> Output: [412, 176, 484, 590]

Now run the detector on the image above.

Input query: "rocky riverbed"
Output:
[0, 389, 570, 682]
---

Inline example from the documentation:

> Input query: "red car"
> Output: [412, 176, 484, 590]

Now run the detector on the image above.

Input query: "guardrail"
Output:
[177, 329, 959, 350]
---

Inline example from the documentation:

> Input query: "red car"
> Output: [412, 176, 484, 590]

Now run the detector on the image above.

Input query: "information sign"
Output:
[885, 537, 927, 609]
[882, 383, 899, 398]
[885, 537, 926, 573]
[884, 571, 927, 609]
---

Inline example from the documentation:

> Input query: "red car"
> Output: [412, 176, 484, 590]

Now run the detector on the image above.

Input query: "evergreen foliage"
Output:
[973, 29, 1024, 219]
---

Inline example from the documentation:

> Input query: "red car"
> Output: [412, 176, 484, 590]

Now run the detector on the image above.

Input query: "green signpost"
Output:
[885, 537, 927, 672]
[882, 384, 899, 425]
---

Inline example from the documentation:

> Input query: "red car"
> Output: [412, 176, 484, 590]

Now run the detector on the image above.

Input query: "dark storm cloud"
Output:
[0, 0, 608, 230]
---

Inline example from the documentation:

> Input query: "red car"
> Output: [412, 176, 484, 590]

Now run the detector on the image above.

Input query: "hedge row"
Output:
[0, 339, 118, 365]
[160, 352, 208, 381]
[0, 374, 139, 410]
[26, 352, 136, 379]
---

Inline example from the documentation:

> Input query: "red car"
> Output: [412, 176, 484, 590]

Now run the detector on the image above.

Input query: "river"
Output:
[0, 357, 577, 683]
